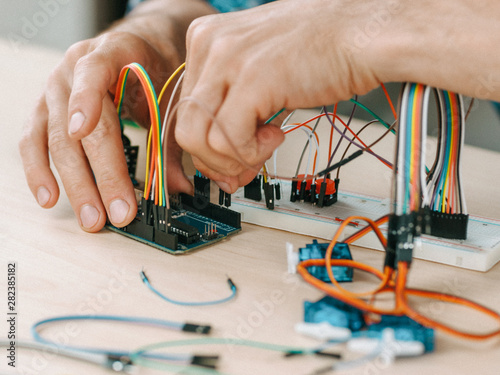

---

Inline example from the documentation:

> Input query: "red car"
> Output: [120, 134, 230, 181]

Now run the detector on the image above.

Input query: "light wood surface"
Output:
[2, 38, 500, 375]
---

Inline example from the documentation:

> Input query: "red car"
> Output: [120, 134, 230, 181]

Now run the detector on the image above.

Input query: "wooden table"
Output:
[2, 38, 500, 375]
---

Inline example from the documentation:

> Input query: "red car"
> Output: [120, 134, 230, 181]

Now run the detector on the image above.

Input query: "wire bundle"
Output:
[114, 62, 185, 209]
[426, 90, 467, 215]
[296, 83, 500, 341]
[392, 82, 430, 215]
[115, 63, 165, 206]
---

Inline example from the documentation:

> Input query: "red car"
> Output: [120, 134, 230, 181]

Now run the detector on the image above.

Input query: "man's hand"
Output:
[19, 0, 214, 232]
[176, 0, 381, 193]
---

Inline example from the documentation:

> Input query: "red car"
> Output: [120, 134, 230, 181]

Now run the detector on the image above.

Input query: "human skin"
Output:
[19, 0, 214, 232]
[176, 0, 500, 193]
[21, 0, 500, 232]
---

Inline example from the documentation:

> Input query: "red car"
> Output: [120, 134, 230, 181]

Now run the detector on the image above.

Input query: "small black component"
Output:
[140, 197, 154, 226]
[194, 174, 211, 200]
[124, 219, 154, 242]
[420, 205, 432, 236]
[153, 204, 160, 230]
[299, 180, 307, 201]
[107, 354, 133, 366]
[182, 323, 212, 335]
[191, 355, 219, 369]
[313, 351, 342, 359]
[244, 176, 262, 201]
[284, 350, 342, 359]
[218, 189, 232, 207]
[316, 178, 339, 208]
[309, 183, 316, 203]
[227, 277, 236, 290]
[153, 228, 178, 250]
[275, 182, 281, 200]
[122, 134, 139, 186]
[193, 174, 211, 210]
[386, 213, 418, 267]
[317, 180, 327, 208]
[425, 211, 469, 240]
[106, 354, 134, 372]
[218, 188, 224, 205]
[151, 205, 170, 232]
[290, 180, 298, 202]
[263, 182, 275, 210]
[284, 351, 302, 358]
[170, 218, 200, 244]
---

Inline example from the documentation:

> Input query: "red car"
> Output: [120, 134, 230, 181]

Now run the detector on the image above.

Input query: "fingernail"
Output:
[109, 199, 130, 224]
[216, 181, 231, 193]
[80, 204, 100, 229]
[69, 112, 85, 134]
[36, 186, 51, 206]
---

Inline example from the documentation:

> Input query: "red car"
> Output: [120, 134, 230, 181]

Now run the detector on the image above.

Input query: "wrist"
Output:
[110, 0, 215, 64]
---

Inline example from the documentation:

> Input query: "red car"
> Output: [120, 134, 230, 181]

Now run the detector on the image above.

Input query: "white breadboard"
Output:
[232, 183, 500, 272]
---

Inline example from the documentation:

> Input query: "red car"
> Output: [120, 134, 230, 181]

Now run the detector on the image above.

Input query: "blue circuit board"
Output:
[106, 194, 241, 255]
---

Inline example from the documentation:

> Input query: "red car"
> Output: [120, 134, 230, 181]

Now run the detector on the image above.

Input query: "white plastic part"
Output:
[286, 242, 299, 274]
[294, 321, 352, 341]
[347, 328, 425, 361]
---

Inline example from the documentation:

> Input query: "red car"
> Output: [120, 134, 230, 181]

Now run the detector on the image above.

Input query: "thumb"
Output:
[255, 124, 285, 164]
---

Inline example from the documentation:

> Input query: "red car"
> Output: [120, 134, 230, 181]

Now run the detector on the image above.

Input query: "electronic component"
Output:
[426, 211, 468, 240]
[274, 182, 281, 200]
[122, 134, 139, 186]
[299, 240, 353, 282]
[107, 193, 241, 254]
[291, 174, 314, 202]
[190, 355, 219, 369]
[244, 176, 262, 201]
[304, 296, 365, 332]
[347, 328, 426, 361]
[425, 89, 468, 240]
[294, 321, 351, 341]
[290, 175, 338, 208]
[218, 188, 231, 207]
[263, 181, 275, 210]
[194, 173, 210, 203]
[366, 315, 434, 353]
[316, 177, 338, 208]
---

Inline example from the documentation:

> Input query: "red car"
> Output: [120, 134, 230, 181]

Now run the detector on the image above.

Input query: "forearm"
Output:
[367, 0, 500, 100]
[110, 0, 216, 65]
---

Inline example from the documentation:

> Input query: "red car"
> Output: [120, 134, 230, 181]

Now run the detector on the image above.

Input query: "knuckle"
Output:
[73, 52, 112, 85]
[64, 178, 91, 202]
[187, 15, 216, 48]
[224, 160, 245, 176]
[175, 125, 196, 152]
[96, 168, 127, 193]
[64, 40, 91, 64]
[47, 127, 68, 154]
[47, 128, 79, 171]
[81, 122, 113, 154]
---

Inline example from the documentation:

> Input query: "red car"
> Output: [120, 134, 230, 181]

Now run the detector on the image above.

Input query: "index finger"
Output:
[66, 35, 163, 139]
